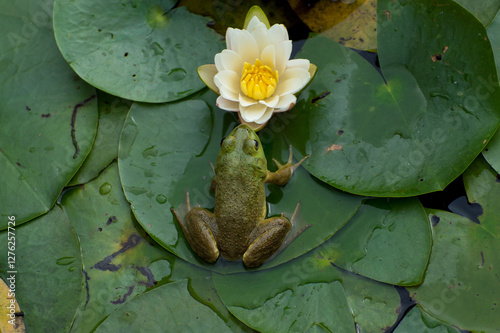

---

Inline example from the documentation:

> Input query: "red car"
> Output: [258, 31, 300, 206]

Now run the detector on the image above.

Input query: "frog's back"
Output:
[214, 160, 267, 260]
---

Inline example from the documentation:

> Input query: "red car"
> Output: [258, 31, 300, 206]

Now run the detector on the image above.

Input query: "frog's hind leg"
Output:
[243, 215, 292, 268]
[171, 192, 219, 263]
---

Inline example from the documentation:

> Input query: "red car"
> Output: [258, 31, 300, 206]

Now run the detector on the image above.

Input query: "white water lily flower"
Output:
[198, 6, 316, 130]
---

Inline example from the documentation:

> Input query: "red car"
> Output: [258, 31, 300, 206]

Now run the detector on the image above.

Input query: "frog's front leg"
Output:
[265, 145, 309, 186]
[243, 216, 292, 267]
[171, 192, 219, 263]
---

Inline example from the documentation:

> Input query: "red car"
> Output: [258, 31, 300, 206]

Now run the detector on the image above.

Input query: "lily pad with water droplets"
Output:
[0, 208, 84, 332]
[408, 157, 500, 331]
[0, 0, 98, 228]
[282, 0, 500, 197]
[213, 249, 401, 332]
[53, 0, 224, 102]
[118, 90, 365, 274]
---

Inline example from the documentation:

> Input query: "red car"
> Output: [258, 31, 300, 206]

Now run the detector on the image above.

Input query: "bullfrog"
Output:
[171, 124, 308, 267]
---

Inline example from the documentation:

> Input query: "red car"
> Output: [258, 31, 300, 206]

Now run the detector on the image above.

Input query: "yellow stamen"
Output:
[240, 59, 278, 100]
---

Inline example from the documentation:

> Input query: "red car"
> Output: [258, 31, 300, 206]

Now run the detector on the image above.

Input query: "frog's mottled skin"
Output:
[171, 124, 307, 267]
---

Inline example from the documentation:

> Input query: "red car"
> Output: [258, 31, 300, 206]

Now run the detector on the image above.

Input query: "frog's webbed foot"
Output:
[171, 191, 219, 263]
[265, 145, 309, 186]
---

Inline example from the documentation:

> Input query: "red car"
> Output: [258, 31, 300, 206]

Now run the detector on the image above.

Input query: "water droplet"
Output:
[164, 68, 187, 82]
[57, 257, 76, 266]
[151, 42, 164, 55]
[156, 194, 167, 204]
[429, 92, 449, 100]
[127, 186, 148, 196]
[68, 266, 76, 272]
[29, 147, 36, 153]
[99, 182, 112, 195]
[142, 145, 158, 158]
[144, 170, 154, 178]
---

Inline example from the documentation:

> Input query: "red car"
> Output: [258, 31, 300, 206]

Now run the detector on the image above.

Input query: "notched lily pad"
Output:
[0, 208, 84, 332]
[60, 162, 172, 332]
[118, 91, 364, 274]
[326, 197, 431, 286]
[93, 280, 233, 332]
[283, 0, 500, 197]
[0, 0, 98, 228]
[53, 0, 224, 102]
[408, 157, 500, 331]
[213, 249, 401, 332]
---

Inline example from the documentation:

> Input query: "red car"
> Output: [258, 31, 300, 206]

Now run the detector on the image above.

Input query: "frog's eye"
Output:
[243, 138, 259, 155]
[221, 136, 235, 152]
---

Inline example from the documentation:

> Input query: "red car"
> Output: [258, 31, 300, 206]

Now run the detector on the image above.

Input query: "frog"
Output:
[171, 124, 308, 267]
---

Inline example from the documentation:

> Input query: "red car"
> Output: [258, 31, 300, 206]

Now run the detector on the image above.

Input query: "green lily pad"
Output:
[69, 91, 131, 185]
[454, 0, 500, 26]
[60, 162, 173, 332]
[0, 0, 98, 228]
[53, 0, 224, 103]
[408, 158, 500, 331]
[0, 208, 83, 332]
[94, 279, 233, 332]
[393, 306, 460, 333]
[282, 0, 500, 197]
[326, 198, 431, 286]
[213, 249, 401, 332]
[118, 90, 365, 273]
[483, 8, 500, 175]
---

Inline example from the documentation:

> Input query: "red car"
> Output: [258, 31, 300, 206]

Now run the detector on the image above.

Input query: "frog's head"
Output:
[217, 124, 267, 175]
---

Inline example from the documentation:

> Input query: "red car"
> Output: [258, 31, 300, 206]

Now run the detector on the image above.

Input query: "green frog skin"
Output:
[171, 124, 307, 267]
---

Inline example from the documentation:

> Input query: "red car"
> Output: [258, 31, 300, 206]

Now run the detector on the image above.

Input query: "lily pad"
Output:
[393, 306, 460, 333]
[408, 158, 500, 331]
[60, 162, 173, 332]
[0, 0, 98, 228]
[69, 91, 131, 185]
[213, 248, 401, 332]
[483, 8, 500, 174]
[282, 0, 500, 197]
[454, 0, 500, 26]
[326, 198, 431, 286]
[118, 90, 365, 273]
[0, 208, 84, 332]
[94, 280, 232, 332]
[53, 0, 224, 102]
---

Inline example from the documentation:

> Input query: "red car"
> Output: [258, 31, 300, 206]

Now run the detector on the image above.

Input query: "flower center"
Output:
[240, 59, 279, 100]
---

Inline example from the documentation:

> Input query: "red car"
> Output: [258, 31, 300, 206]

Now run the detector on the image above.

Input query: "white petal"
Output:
[214, 70, 240, 94]
[260, 44, 275, 70]
[218, 49, 243, 73]
[250, 22, 269, 53]
[219, 86, 239, 102]
[268, 24, 288, 46]
[275, 40, 292, 75]
[259, 95, 279, 108]
[225, 28, 237, 50]
[239, 103, 267, 122]
[275, 69, 311, 96]
[279, 67, 310, 84]
[286, 58, 310, 70]
[214, 53, 224, 72]
[255, 107, 274, 124]
[217, 96, 239, 111]
[246, 16, 262, 33]
[239, 93, 258, 107]
[232, 30, 259, 65]
[274, 94, 297, 112]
